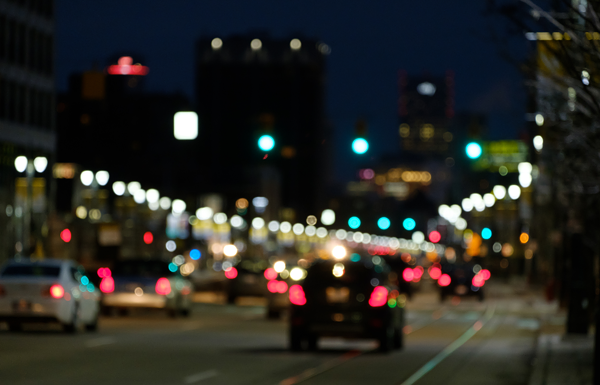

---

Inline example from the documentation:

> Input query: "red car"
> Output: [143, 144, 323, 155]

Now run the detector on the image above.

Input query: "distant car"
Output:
[289, 257, 405, 352]
[224, 265, 266, 304]
[265, 264, 306, 319]
[0, 258, 101, 333]
[382, 255, 414, 299]
[100, 259, 193, 317]
[438, 263, 486, 302]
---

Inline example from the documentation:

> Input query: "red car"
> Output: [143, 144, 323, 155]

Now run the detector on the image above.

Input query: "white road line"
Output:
[398, 305, 496, 385]
[183, 369, 218, 384]
[85, 336, 116, 348]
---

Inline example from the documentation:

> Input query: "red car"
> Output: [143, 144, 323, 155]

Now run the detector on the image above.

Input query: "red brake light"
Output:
[98, 267, 111, 278]
[480, 269, 491, 280]
[50, 284, 64, 299]
[429, 266, 442, 280]
[100, 276, 115, 293]
[413, 266, 424, 280]
[276, 281, 288, 293]
[438, 274, 451, 287]
[472, 274, 485, 287]
[224, 267, 238, 279]
[402, 268, 414, 282]
[267, 280, 278, 293]
[289, 285, 306, 305]
[264, 268, 277, 280]
[369, 286, 388, 307]
[155, 277, 171, 295]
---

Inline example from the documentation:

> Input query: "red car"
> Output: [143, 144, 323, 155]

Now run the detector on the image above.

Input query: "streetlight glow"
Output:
[33, 157, 48, 173]
[14, 156, 28, 173]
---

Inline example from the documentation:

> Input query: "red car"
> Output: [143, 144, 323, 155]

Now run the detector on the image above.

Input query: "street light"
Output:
[14, 156, 28, 173]
[80, 170, 94, 186]
[33, 157, 48, 173]
[95, 171, 109, 186]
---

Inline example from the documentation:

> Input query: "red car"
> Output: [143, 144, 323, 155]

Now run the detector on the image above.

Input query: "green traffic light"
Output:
[352, 138, 369, 154]
[258, 135, 275, 151]
[466, 142, 482, 159]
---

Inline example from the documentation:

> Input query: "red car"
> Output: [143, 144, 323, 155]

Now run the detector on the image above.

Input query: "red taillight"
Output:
[438, 274, 451, 287]
[480, 269, 491, 280]
[267, 280, 278, 293]
[50, 284, 64, 299]
[289, 285, 306, 305]
[100, 276, 115, 293]
[264, 268, 278, 280]
[98, 267, 111, 278]
[369, 286, 388, 307]
[429, 266, 442, 280]
[413, 266, 424, 279]
[276, 281, 288, 293]
[472, 274, 485, 287]
[224, 267, 238, 279]
[155, 277, 171, 295]
[402, 268, 414, 282]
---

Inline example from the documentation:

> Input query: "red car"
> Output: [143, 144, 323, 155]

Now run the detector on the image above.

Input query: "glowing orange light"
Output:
[100, 276, 114, 293]
[438, 274, 451, 287]
[289, 285, 306, 305]
[143, 232, 153, 244]
[50, 284, 64, 299]
[520, 233, 529, 244]
[224, 267, 238, 279]
[60, 229, 71, 243]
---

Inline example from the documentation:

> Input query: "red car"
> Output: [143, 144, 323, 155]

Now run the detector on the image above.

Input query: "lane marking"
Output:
[397, 305, 496, 385]
[279, 350, 362, 385]
[183, 369, 218, 384]
[278, 306, 448, 385]
[85, 336, 116, 348]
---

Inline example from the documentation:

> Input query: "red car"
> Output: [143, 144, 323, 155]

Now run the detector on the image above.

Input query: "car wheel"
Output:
[180, 307, 191, 317]
[393, 327, 404, 349]
[378, 326, 394, 353]
[85, 315, 99, 332]
[7, 321, 22, 332]
[307, 334, 319, 351]
[63, 303, 79, 333]
[289, 328, 304, 351]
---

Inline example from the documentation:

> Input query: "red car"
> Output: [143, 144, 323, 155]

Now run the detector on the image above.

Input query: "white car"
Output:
[0, 258, 101, 332]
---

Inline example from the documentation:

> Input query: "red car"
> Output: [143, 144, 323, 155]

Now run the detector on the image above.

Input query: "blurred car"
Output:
[438, 263, 487, 302]
[224, 263, 266, 304]
[289, 256, 405, 352]
[0, 258, 100, 332]
[382, 255, 414, 299]
[100, 259, 193, 317]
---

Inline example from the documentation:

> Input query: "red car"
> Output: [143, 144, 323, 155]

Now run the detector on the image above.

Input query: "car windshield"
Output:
[1, 265, 61, 277]
[112, 260, 171, 278]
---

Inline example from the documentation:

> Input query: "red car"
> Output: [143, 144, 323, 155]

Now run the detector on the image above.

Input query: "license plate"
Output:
[455, 285, 468, 295]
[326, 287, 349, 303]
[12, 300, 31, 312]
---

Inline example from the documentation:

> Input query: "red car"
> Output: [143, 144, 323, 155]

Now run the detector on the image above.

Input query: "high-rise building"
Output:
[397, 70, 455, 157]
[194, 34, 331, 221]
[0, 0, 56, 261]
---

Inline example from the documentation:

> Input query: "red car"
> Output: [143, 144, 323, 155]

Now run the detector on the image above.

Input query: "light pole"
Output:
[14, 156, 48, 256]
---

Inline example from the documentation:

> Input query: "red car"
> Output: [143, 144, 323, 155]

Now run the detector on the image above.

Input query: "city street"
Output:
[0, 283, 546, 385]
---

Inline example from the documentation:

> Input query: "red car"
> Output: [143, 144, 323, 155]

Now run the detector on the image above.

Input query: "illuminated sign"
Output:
[472, 140, 528, 172]
[107, 56, 149, 76]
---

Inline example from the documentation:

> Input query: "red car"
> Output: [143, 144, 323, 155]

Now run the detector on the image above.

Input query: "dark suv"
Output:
[289, 257, 404, 352]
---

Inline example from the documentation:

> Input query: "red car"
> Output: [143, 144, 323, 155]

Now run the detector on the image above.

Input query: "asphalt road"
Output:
[0, 283, 544, 385]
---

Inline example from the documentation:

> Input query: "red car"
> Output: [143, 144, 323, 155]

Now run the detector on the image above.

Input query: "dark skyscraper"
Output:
[195, 34, 331, 220]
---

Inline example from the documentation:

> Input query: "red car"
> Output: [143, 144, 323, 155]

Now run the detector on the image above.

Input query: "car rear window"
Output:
[1, 265, 61, 277]
[113, 260, 171, 277]
[304, 261, 379, 287]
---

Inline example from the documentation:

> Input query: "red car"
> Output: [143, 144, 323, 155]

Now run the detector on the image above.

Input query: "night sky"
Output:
[56, 0, 528, 182]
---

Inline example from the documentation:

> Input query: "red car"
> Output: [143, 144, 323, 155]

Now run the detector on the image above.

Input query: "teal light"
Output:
[80, 276, 89, 285]
[258, 135, 275, 151]
[481, 227, 492, 239]
[377, 217, 391, 230]
[352, 138, 369, 154]
[87, 283, 95, 292]
[350, 253, 361, 262]
[168, 263, 178, 272]
[466, 142, 482, 159]
[403, 218, 416, 231]
[348, 216, 361, 229]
